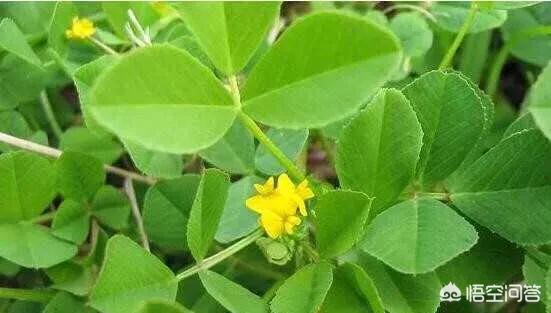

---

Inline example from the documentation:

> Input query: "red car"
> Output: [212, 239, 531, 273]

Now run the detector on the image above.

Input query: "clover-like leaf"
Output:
[361, 197, 478, 274]
[90, 45, 237, 153]
[89, 235, 178, 313]
[242, 12, 402, 129]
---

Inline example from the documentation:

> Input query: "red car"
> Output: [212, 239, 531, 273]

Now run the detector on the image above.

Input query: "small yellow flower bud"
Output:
[66, 17, 96, 40]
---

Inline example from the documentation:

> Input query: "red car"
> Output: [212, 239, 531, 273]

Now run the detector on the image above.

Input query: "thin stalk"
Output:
[0, 287, 54, 303]
[89, 36, 118, 55]
[0, 132, 156, 185]
[176, 229, 263, 281]
[227, 75, 306, 182]
[239, 112, 305, 182]
[124, 178, 150, 251]
[486, 26, 551, 98]
[39, 90, 63, 139]
[439, 2, 479, 70]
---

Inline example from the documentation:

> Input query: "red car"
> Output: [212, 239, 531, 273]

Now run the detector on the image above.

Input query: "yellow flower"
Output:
[246, 174, 314, 239]
[66, 17, 96, 40]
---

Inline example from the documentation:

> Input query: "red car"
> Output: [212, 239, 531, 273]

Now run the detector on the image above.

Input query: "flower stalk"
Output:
[439, 2, 479, 70]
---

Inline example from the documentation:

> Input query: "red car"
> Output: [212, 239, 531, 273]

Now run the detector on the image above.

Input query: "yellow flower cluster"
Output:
[246, 174, 314, 239]
[66, 17, 96, 40]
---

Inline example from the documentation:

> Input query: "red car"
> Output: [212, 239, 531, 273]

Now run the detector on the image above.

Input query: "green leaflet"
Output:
[0, 111, 33, 151]
[450, 129, 551, 245]
[199, 270, 267, 313]
[255, 128, 309, 176]
[430, 3, 508, 34]
[215, 176, 263, 244]
[187, 169, 231, 261]
[89, 45, 237, 154]
[390, 12, 433, 58]
[91, 186, 131, 230]
[320, 263, 385, 313]
[336, 89, 423, 216]
[124, 139, 183, 179]
[73, 55, 119, 137]
[143, 175, 200, 251]
[357, 253, 442, 313]
[89, 235, 178, 313]
[0, 18, 42, 67]
[402, 70, 484, 186]
[502, 4, 551, 66]
[315, 190, 372, 258]
[55, 151, 105, 203]
[47, 2, 76, 57]
[271, 262, 333, 313]
[43, 292, 96, 313]
[242, 11, 402, 129]
[361, 197, 478, 274]
[199, 119, 255, 175]
[177, 2, 281, 74]
[528, 62, 551, 140]
[0, 223, 77, 269]
[0, 151, 56, 223]
[46, 261, 95, 296]
[437, 228, 523, 291]
[51, 200, 90, 245]
[59, 127, 123, 165]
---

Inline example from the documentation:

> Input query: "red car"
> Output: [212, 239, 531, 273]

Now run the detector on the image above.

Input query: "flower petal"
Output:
[297, 180, 314, 200]
[261, 211, 284, 239]
[246, 195, 270, 214]
[277, 173, 296, 196]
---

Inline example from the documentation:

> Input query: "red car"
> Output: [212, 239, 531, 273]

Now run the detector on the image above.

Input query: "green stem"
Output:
[39, 90, 63, 139]
[176, 229, 263, 281]
[227, 75, 306, 182]
[239, 112, 306, 182]
[89, 37, 118, 55]
[486, 25, 551, 99]
[438, 2, 478, 70]
[0, 287, 55, 303]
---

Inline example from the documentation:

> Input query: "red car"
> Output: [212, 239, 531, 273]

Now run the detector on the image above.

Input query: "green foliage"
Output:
[199, 270, 267, 313]
[361, 197, 478, 274]
[450, 129, 551, 245]
[0, 223, 77, 268]
[55, 151, 105, 202]
[336, 88, 423, 215]
[242, 12, 402, 128]
[255, 128, 309, 175]
[390, 12, 433, 58]
[215, 176, 262, 243]
[0, 18, 42, 67]
[0, 151, 56, 223]
[431, 3, 508, 33]
[402, 71, 484, 186]
[89, 235, 178, 313]
[187, 169, 230, 261]
[177, 2, 281, 74]
[0, 3, 550, 313]
[89, 45, 237, 153]
[143, 175, 199, 250]
[315, 190, 371, 258]
[529, 62, 551, 140]
[271, 262, 333, 313]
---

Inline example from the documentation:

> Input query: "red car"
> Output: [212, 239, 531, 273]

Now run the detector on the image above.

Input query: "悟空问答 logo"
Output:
[440, 282, 462, 302]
